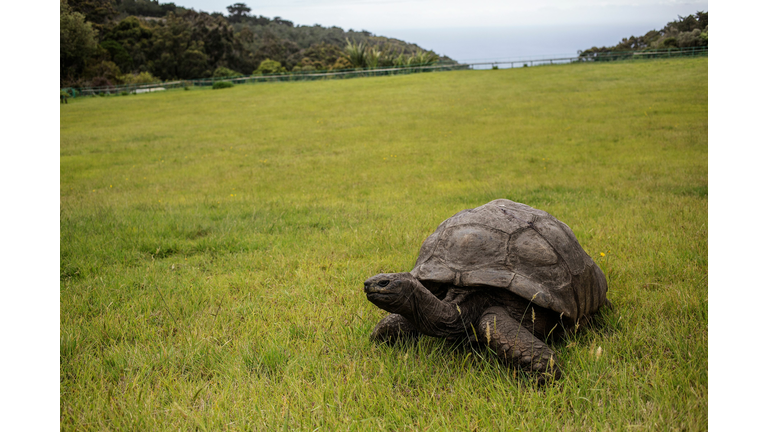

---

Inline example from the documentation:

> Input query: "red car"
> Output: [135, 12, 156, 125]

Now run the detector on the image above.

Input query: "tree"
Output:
[150, 13, 210, 79]
[287, 42, 344, 71]
[227, 3, 251, 23]
[272, 17, 293, 27]
[579, 11, 708, 56]
[61, 0, 98, 85]
[253, 30, 300, 70]
[58, 2, 456, 85]
[100, 40, 133, 72]
[66, 0, 117, 34]
[186, 11, 236, 68]
[102, 16, 154, 74]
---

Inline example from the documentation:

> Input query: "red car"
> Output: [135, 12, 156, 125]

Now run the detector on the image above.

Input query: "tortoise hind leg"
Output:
[371, 313, 420, 344]
[477, 306, 562, 381]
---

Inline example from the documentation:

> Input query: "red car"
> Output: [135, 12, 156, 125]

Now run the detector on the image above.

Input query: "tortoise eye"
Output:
[377, 280, 390, 287]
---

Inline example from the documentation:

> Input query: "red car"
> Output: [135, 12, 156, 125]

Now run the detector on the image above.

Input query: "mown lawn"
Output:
[61, 57, 707, 431]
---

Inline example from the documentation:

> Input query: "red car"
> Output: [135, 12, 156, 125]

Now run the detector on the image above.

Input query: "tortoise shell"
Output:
[410, 199, 607, 320]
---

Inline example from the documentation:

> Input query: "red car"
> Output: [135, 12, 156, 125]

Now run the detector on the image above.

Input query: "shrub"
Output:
[120, 72, 159, 85]
[661, 37, 678, 48]
[343, 39, 366, 68]
[292, 64, 317, 73]
[90, 76, 114, 88]
[677, 29, 704, 48]
[212, 67, 242, 78]
[412, 49, 439, 66]
[331, 57, 353, 70]
[86, 61, 122, 86]
[212, 81, 234, 90]
[253, 59, 287, 75]
[364, 48, 381, 68]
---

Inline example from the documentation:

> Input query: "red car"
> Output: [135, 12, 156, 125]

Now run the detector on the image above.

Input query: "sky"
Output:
[176, 0, 708, 62]
[180, 0, 708, 29]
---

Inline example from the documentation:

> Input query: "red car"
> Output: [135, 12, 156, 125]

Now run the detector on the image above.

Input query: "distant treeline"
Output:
[60, 1, 452, 87]
[579, 12, 708, 58]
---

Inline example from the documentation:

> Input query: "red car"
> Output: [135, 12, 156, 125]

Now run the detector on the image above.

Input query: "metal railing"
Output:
[60, 46, 707, 98]
[470, 46, 708, 69]
[61, 62, 468, 98]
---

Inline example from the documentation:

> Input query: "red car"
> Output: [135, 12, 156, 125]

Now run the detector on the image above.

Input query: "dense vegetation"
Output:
[60, 0, 450, 87]
[60, 58, 707, 430]
[579, 12, 707, 58]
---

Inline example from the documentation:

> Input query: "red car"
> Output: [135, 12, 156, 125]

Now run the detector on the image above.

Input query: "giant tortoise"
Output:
[364, 199, 609, 380]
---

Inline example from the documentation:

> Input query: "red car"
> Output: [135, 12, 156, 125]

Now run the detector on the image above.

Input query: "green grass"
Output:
[61, 58, 707, 430]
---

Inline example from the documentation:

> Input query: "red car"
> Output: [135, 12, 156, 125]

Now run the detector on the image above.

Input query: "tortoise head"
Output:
[364, 272, 421, 314]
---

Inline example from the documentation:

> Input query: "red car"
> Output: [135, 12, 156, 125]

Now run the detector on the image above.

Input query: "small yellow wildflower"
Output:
[600, 252, 605, 257]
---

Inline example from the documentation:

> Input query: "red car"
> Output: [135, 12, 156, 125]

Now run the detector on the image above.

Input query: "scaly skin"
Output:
[371, 313, 419, 343]
[477, 306, 562, 381]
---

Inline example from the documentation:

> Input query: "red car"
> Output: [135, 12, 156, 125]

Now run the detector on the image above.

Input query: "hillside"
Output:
[579, 11, 707, 57]
[60, 0, 454, 87]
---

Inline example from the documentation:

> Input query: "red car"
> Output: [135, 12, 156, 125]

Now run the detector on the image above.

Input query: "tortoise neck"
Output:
[397, 281, 476, 338]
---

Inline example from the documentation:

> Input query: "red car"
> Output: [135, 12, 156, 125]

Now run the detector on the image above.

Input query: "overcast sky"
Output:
[178, 0, 709, 31]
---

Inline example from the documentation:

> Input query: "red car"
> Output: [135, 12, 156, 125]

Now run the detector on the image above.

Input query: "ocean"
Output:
[378, 23, 668, 67]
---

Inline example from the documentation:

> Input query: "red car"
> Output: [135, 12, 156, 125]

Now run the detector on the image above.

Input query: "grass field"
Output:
[60, 57, 707, 431]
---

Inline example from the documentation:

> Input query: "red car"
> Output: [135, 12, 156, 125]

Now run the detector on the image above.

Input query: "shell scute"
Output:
[511, 229, 559, 266]
[438, 225, 509, 270]
[461, 268, 515, 288]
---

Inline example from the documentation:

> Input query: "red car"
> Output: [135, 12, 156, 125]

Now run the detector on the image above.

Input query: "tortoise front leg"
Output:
[371, 313, 420, 344]
[477, 306, 562, 381]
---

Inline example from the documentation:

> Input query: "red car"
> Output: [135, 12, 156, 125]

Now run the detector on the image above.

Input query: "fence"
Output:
[469, 46, 708, 69]
[60, 62, 469, 98]
[60, 46, 707, 98]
